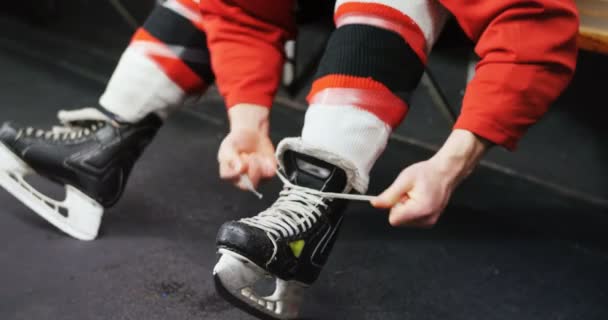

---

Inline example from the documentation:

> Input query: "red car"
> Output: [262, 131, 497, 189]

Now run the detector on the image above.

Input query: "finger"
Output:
[217, 138, 239, 163]
[219, 160, 237, 179]
[235, 178, 253, 191]
[371, 172, 415, 208]
[387, 199, 432, 227]
[396, 214, 437, 229]
[219, 157, 248, 179]
[218, 144, 247, 180]
[233, 155, 262, 190]
[261, 157, 277, 178]
[246, 156, 263, 188]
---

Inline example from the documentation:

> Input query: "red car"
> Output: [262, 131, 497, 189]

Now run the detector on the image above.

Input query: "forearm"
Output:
[228, 104, 270, 133]
[445, 0, 578, 150]
[429, 129, 491, 184]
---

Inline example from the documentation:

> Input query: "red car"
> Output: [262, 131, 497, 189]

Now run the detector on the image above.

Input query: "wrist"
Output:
[430, 129, 490, 182]
[228, 103, 270, 133]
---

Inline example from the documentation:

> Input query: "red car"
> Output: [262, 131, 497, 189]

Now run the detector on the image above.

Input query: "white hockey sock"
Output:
[282, 104, 392, 194]
[99, 47, 189, 123]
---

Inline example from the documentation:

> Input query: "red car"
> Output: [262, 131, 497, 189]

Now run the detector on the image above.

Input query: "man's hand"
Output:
[218, 104, 276, 190]
[371, 130, 490, 228]
[371, 159, 456, 227]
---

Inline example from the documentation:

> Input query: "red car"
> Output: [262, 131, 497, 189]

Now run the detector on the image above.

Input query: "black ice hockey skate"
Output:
[214, 142, 366, 320]
[0, 108, 161, 240]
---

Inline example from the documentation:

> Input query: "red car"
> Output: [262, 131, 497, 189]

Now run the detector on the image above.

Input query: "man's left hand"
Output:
[371, 129, 490, 228]
[370, 158, 458, 228]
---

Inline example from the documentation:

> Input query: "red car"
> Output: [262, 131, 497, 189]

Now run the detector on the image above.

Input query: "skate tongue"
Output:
[282, 151, 348, 193]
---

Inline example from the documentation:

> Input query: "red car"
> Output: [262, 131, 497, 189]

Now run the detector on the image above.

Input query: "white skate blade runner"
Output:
[214, 248, 307, 320]
[0, 143, 103, 240]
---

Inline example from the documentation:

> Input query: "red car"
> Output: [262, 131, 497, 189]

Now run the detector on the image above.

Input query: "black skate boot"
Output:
[214, 139, 361, 319]
[0, 107, 162, 240]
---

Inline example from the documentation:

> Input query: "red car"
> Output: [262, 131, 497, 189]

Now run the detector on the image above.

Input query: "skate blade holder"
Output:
[0, 143, 103, 241]
[214, 248, 307, 320]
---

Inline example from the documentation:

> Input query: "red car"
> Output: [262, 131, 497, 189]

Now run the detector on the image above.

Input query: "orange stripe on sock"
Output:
[307, 75, 408, 128]
[131, 29, 206, 93]
[308, 74, 387, 97]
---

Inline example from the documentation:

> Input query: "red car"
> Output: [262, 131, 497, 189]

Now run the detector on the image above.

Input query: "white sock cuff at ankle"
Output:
[276, 137, 369, 194]
[99, 48, 187, 123]
[299, 103, 393, 193]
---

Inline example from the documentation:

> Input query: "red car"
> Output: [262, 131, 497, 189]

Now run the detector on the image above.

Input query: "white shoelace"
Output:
[240, 171, 375, 240]
[16, 108, 114, 141]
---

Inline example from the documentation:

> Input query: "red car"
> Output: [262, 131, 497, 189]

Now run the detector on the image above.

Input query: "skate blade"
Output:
[214, 249, 307, 320]
[0, 142, 103, 241]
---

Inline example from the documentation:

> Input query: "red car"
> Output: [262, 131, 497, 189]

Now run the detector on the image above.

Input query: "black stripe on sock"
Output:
[314, 24, 424, 101]
[143, 5, 214, 82]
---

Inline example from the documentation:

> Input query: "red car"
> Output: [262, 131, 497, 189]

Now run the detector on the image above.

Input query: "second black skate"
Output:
[0, 107, 162, 240]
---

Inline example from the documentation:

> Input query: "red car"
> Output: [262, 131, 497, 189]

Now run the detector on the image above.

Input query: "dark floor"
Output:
[1, 30, 608, 320]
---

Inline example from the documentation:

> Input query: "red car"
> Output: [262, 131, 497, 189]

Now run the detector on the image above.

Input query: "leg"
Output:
[101, 0, 215, 121]
[214, 0, 448, 318]
[0, 0, 214, 240]
[302, 0, 449, 192]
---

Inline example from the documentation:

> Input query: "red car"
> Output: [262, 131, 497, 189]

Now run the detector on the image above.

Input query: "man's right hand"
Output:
[217, 104, 276, 191]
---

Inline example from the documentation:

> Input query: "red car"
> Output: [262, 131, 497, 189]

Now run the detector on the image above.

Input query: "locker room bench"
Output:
[577, 0, 608, 55]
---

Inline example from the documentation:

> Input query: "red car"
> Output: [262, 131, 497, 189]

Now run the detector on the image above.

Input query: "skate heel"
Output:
[0, 143, 103, 241]
[214, 249, 307, 320]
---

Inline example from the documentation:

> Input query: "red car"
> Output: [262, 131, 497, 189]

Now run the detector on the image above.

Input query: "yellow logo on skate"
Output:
[289, 240, 305, 258]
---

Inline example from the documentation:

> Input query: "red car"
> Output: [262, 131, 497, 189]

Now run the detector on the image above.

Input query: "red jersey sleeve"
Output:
[200, 0, 295, 109]
[441, 0, 579, 150]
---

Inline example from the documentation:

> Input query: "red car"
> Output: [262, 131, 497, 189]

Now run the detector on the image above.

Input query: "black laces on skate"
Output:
[241, 171, 375, 240]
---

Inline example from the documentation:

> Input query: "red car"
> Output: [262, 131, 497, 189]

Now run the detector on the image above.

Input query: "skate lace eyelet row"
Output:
[240, 171, 376, 240]
[19, 121, 106, 141]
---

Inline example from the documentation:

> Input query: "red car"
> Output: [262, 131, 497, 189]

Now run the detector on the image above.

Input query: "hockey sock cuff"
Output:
[276, 138, 367, 193]
[99, 47, 189, 123]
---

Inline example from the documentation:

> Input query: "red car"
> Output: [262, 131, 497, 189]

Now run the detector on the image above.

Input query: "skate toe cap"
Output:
[216, 221, 275, 266]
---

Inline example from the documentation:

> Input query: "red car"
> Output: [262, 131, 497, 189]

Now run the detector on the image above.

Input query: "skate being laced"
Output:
[17, 108, 116, 141]
[241, 169, 375, 241]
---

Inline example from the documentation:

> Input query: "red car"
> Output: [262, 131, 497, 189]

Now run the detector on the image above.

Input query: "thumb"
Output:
[371, 171, 414, 208]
